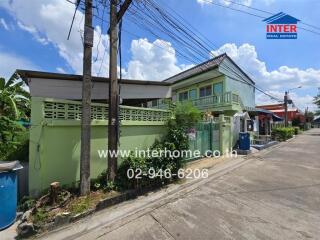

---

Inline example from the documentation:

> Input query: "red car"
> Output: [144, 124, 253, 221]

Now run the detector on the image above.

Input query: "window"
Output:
[189, 89, 197, 100]
[199, 85, 212, 98]
[151, 100, 158, 107]
[179, 91, 188, 101]
[213, 82, 223, 95]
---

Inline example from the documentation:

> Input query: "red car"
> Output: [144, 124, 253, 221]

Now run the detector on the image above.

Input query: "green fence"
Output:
[187, 115, 233, 161]
[29, 97, 172, 196]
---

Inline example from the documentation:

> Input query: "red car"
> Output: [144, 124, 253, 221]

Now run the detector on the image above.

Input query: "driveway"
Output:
[42, 129, 320, 240]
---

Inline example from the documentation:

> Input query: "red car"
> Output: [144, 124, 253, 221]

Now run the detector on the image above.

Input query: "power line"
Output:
[145, 0, 282, 101]
[67, 0, 283, 102]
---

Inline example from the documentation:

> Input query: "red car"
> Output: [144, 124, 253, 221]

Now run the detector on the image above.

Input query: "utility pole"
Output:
[108, 0, 119, 182]
[284, 91, 288, 127]
[80, 0, 93, 195]
[108, 0, 132, 181]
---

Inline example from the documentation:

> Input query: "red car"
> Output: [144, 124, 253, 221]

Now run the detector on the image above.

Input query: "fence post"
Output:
[219, 114, 225, 155]
[209, 120, 213, 152]
[29, 97, 45, 197]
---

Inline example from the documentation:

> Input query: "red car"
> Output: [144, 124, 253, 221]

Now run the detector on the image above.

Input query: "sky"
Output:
[0, 0, 320, 111]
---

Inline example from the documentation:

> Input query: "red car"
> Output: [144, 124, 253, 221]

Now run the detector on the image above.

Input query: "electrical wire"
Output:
[67, 0, 286, 102]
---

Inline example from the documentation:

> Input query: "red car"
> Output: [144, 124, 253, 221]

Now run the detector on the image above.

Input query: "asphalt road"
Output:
[42, 129, 320, 240]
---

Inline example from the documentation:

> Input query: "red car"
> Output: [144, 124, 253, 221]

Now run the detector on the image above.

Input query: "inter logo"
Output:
[263, 12, 300, 39]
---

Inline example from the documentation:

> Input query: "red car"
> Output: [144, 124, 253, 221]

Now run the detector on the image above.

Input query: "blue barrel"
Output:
[239, 132, 250, 150]
[0, 162, 21, 230]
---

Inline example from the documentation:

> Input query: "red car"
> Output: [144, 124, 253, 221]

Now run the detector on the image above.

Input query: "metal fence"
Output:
[187, 116, 233, 161]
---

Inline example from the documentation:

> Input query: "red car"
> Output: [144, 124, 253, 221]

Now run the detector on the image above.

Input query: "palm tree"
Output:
[0, 73, 30, 120]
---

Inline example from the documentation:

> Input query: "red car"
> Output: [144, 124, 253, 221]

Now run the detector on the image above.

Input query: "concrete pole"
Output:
[284, 91, 288, 127]
[80, 0, 93, 195]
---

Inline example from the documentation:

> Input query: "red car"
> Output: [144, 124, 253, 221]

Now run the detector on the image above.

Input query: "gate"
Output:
[187, 121, 220, 160]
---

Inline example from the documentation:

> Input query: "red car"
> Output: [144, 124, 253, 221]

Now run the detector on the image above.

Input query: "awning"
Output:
[245, 107, 274, 115]
[272, 114, 283, 122]
[234, 112, 251, 120]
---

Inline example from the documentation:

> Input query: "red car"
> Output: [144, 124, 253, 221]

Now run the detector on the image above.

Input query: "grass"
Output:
[32, 208, 50, 225]
[66, 190, 118, 215]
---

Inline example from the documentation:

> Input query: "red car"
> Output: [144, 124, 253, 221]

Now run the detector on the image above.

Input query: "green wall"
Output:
[29, 123, 165, 196]
[29, 98, 168, 196]
[225, 75, 255, 108]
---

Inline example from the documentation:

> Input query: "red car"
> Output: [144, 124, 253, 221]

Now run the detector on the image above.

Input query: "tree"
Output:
[314, 89, 320, 116]
[0, 73, 30, 120]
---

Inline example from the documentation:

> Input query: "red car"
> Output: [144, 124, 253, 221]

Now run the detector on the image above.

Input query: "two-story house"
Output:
[148, 53, 255, 117]
[147, 53, 257, 150]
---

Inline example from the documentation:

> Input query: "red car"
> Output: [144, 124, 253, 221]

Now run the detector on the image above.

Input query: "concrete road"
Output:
[42, 129, 320, 240]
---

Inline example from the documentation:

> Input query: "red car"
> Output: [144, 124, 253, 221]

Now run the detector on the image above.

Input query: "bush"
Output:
[293, 127, 300, 135]
[272, 127, 294, 141]
[91, 170, 118, 192]
[116, 103, 201, 190]
[0, 116, 27, 160]
[116, 154, 148, 190]
[292, 117, 301, 127]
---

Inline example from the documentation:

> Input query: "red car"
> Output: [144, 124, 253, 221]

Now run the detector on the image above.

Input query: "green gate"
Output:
[188, 121, 220, 160]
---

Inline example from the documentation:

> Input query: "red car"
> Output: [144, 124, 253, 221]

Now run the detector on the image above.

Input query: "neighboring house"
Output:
[149, 53, 255, 117]
[256, 103, 305, 124]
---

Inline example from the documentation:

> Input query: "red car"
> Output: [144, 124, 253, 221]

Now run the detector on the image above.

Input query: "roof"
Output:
[163, 53, 255, 85]
[246, 107, 283, 121]
[256, 104, 283, 111]
[234, 112, 250, 120]
[263, 12, 300, 24]
[272, 108, 299, 113]
[314, 116, 320, 123]
[16, 70, 171, 86]
[17, 53, 255, 88]
[245, 106, 275, 115]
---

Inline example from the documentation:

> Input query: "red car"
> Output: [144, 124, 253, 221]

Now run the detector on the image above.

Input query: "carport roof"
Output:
[16, 69, 171, 86]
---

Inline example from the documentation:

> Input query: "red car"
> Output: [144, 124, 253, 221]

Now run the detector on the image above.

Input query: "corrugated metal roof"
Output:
[164, 53, 227, 84]
[163, 53, 255, 85]
[16, 70, 171, 86]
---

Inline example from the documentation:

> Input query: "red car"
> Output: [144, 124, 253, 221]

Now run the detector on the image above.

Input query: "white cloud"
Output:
[125, 38, 194, 80]
[0, 18, 10, 31]
[0, 0, 109, 76]
[56, 67, 66, 74]
[197, 0, 252, 7]
[211, 43, 320, 110]
[0, 52, 38, 79]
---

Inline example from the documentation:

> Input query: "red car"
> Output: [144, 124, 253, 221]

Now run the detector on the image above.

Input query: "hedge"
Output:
[272, 127, 295, 141]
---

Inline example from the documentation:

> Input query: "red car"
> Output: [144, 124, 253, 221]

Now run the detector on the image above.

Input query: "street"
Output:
[42, 129, 320, 240]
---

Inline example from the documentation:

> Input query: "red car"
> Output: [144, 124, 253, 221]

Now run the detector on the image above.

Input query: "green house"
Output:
[148, 53, 255, 117]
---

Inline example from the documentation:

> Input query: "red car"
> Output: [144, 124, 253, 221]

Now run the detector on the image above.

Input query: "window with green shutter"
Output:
[189, 89, 197, 100]
[213, 82, 223, 95]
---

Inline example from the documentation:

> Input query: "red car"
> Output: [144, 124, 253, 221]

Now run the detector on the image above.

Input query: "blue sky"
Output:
[0, 0, 319, 110]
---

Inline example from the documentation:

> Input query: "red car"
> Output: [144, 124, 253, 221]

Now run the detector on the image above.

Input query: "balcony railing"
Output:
[147, 92, 243, 111]
[188, 92, 241, 110]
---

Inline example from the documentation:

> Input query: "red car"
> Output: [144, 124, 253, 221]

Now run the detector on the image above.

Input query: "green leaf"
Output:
[0, 78, 5, 90]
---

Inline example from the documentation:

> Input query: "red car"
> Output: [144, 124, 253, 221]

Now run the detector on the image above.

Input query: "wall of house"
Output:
[29, 97, 170, 196]
[174, 75, 225, 100]
[224, 76, 255, 108]
[218, 58, 255, 108]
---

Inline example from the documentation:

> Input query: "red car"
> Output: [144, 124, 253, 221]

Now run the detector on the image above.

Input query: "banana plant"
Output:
[0, 73, 30, 120]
